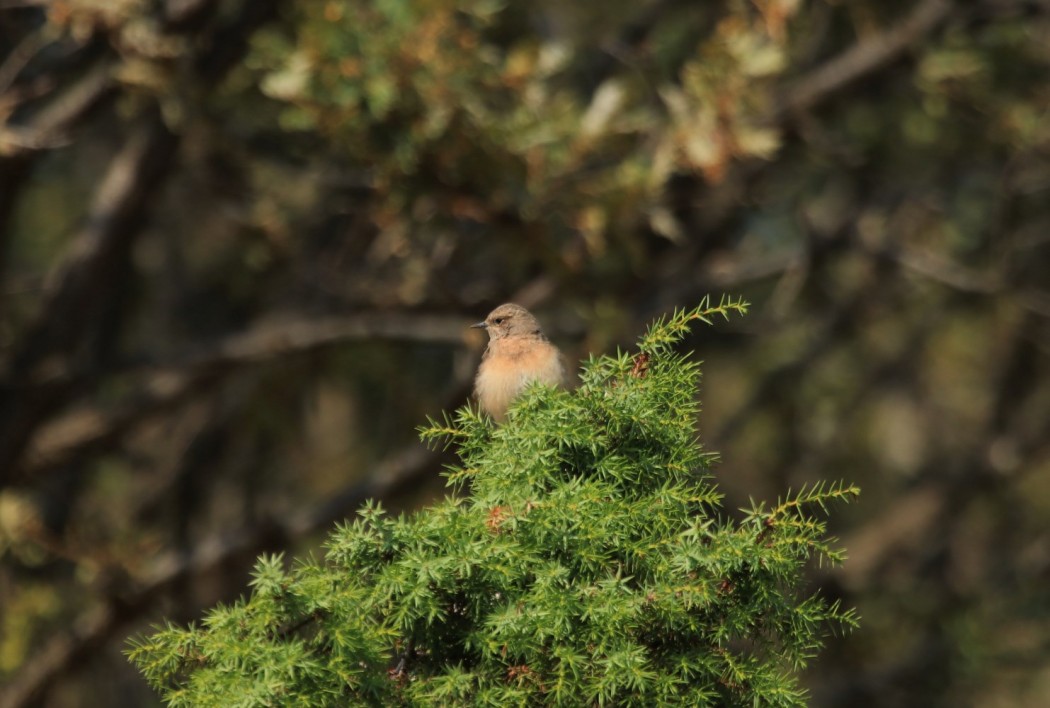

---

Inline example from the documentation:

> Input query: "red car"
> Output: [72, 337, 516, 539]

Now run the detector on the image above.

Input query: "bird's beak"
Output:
[470, 320, 488, 329]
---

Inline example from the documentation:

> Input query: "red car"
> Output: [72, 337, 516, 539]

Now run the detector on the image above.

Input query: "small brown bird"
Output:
[471, 303, 565, 421]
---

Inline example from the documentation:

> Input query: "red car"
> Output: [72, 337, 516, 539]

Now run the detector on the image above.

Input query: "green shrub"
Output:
[128, 297, 858, 706]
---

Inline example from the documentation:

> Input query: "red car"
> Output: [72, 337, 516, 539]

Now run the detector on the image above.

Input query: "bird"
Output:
[471, 303, 565, 422]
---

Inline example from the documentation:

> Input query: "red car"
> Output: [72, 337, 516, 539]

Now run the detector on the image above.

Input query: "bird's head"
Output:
[470, 303, 542, 341]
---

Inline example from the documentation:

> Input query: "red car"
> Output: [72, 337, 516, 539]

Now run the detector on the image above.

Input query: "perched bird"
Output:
[471, 303, 565, 421]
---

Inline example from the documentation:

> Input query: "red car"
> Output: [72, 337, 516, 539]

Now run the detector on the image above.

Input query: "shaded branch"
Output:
[0, 113, 178, 487]
[774, 0, 955, 119]
[0, 60, 116, 290]
[0, 0, 283, 488]
[0, 418, 450, 708]
[16, 312, 473, 482]
[646, 1, 958, 303]
[1, 303, 478, 705]
[0, 24, 48, 99]
[0, 59, 116, 158]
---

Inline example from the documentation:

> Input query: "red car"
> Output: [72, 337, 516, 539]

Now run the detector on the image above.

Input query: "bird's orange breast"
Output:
[475, 337, 564, 421]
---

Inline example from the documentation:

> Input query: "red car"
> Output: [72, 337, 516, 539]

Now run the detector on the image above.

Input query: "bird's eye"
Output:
[493, 317, 506, 325]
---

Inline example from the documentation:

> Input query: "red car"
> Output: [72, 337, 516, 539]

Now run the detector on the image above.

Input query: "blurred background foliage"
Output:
[0, 0, 1048, 705]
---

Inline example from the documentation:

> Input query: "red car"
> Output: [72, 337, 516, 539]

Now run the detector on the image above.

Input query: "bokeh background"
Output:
[1, 1, 1049, 706]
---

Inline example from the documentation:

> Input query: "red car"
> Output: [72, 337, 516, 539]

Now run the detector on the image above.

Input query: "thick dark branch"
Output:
[4, 113, 174, 376]
[0, 61, 116, 290]
[0, 0, 285, 487]
[0, 113, 177, 487]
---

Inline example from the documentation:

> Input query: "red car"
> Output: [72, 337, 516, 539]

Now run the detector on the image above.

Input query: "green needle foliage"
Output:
[127, 296, 859, 706]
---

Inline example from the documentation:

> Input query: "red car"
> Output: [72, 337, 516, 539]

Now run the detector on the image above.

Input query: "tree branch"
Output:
[0, 59, 116, 158]
[774, 0, 955, 120]
[15, 312, 472, 482]
[0, 112, 178, 487]
[0, 60, 116, 298]
[0, 420, 449, 708]
[0, 0, 284, 487]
